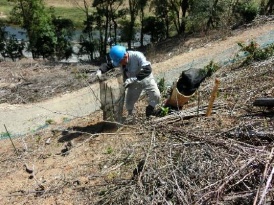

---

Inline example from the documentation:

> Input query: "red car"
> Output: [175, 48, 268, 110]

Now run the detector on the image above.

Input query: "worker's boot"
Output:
[124, 110, 135, 125]
[146, 105, 155, 118]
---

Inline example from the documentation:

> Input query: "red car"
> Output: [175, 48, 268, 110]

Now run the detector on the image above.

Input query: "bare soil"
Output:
[0, 17, 274, 204]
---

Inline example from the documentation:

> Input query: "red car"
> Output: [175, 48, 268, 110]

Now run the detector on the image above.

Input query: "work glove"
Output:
[100, 62, 113, 73]
[95, 69, 102, 79]
[124, 77, 137, 88]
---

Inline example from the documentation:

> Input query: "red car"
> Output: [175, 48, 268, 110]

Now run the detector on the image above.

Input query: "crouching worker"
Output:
[95, 45, 161, 120]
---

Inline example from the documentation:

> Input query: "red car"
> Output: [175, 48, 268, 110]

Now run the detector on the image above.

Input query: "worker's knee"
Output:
[148, 89, 161, 107]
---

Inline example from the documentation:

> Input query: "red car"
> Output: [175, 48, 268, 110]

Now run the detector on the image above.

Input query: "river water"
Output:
[3, 26, 151, 62]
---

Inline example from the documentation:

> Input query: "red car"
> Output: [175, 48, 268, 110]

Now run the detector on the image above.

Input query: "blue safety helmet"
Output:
[109, 45, 126, 67]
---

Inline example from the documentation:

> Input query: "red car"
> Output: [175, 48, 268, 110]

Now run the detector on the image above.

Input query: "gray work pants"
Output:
[125, 74, 160, 113]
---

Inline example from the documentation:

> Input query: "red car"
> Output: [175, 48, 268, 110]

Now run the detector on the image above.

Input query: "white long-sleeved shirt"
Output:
[123, 51, 151, 78]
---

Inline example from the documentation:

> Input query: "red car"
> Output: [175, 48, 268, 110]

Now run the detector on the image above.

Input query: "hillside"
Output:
[0, 18, 274, 204]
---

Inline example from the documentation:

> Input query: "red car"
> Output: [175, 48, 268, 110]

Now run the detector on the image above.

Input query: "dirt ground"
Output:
[0, 17, 274, 204]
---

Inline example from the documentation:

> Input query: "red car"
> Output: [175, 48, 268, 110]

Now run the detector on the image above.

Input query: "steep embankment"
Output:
[0, 20, 273, 137]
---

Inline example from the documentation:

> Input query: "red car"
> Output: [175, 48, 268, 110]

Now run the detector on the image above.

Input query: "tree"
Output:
[0, 22, 6, 54]
[0, 21, 24, 61]
[78, 11, 100, 61]
[265, 0, 274, 14]
[93, 0, 123, 55]
[232, 1, 259, 24]
[119, 19, 133, 43]
[10, 0, 57, 59]
[143, 16, 165, 43]
[206, 0, 222, 30]
[52, 17, 74, 60]
[169, 0, 189, 34]
[152, 0, 171, 39]
[188, 0, 227, 32]
[137, 0, 149, 46]
[2, 35, 24, 61]
[127, 0, 139, 49]
[69, 0, 96, 60]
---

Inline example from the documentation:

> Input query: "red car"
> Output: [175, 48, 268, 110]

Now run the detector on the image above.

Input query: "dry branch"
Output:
[153, 103, 226, 124]
[258, 166, 274, 205]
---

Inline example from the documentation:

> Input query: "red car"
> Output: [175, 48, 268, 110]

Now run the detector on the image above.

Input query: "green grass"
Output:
[0, 0, 266, 29]
[0, 6, 13, 16]
[49, 7, 86, 28]
[0, 0, 14, 16]
[0, 2, 85, 29]
[0, 132, 9, 140]
[0, 0, 9, 6]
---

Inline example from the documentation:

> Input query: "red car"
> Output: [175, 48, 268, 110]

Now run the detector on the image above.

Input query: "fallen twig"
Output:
[4, 124, 19, 156]
[258, 166, 274, 205]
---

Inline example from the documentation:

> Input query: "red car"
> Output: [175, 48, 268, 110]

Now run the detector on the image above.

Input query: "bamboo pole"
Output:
[206, 78, 220, 117]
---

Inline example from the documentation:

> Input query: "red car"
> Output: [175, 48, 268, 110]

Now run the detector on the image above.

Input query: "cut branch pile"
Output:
[93, 114, 273, 204]
[90, 57, 274, 204]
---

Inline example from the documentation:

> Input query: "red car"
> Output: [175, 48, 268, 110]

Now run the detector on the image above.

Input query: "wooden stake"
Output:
[206, 78, 220, 117]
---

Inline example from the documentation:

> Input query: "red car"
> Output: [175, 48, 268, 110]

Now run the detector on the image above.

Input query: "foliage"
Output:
[2, 0, 270, 62]
[10, 0, 56, 59]
[9, 0, 75, 60]
[237, 40, 274, 65]
[187, 0, 227, 32]
[74, 71, 88, 80]
[143, 16, 165, 43]
[0, 22, 6, 53]
[119, 19, 135, 43]
[0, 0, 14, 15]
[137, 0, 149, 46]
[52, 17, 74, 60]
[157, 77, 166, 94]
[106, 147, 113, 154]
[78, 35, 100, 62]
[0, 0, 9, 6]
[77, 4, 101, 60]
[154, 76, 171, 116]
[151, 0, 171, 39]
[157, 78, 172, 114]
[263, 0, 274, 14]
[159, 106, 169, 117]
[203, 60, 220, 77]
[0, 21, 24, 61]
[126, 0, 145, 49]
[1, 34, 24, 61]
[82, 13, 95, 35]
[234, 1, 259, 23]
[92, 0, 124, 54]
[45, 119, 54, 125]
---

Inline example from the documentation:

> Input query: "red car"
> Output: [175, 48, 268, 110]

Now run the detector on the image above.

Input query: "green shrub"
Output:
[235, 2, 259, 23]
[203, 60, 220, 77]
[157, 77, 166, 94]
[159, 106, 169, 117]
[45, 119, 54, 125]
[237, 41, 274, 65]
